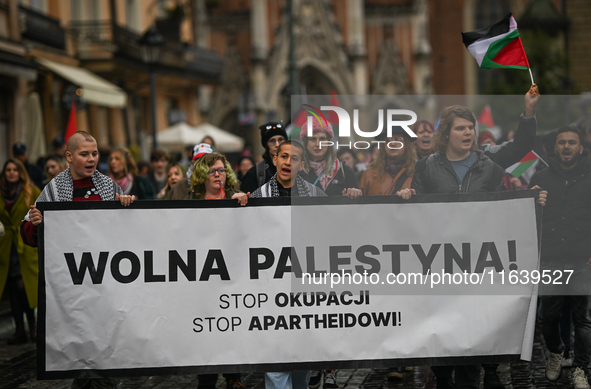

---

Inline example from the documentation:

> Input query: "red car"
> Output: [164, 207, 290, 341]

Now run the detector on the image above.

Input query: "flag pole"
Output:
[538, 155, 549, 168]
[528, 67, 535, 85]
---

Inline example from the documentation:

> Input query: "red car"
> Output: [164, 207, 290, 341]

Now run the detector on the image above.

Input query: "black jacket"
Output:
[412, 149, 505, 194]
[130, 175, 156, 200]
[529, 152, 591, 260]
[480, 113, 537, 169]
[240, 156, 276, 193]
[299, 162, 359, 196]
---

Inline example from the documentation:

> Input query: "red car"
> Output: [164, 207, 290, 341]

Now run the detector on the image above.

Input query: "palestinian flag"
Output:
[505, 151, 540, 178]
[478, 105, 495, 131]
[462, 13, 530, 70]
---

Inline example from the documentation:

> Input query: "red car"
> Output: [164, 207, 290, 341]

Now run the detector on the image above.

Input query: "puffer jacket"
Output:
[412, 149, 505, 194]
[529, 151, 591, 261]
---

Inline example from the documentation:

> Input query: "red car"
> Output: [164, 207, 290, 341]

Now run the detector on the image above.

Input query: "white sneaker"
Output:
[572, 367, 590, 389]
[546, 351, 563, 381]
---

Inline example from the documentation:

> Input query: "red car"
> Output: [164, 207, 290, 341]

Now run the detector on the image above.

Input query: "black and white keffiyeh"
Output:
[251, 174, 326, 198]
[37, 168, 121, 202]
[24, 168, 122, 222]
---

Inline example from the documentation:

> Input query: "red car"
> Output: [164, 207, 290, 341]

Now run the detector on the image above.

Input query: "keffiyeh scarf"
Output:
[309, 158, 338, 191]
[267, 174, 312, 197]
[36, 168, 119, 203]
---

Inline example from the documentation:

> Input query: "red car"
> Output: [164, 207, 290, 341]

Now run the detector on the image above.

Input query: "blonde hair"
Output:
[190, 153, 238, 198]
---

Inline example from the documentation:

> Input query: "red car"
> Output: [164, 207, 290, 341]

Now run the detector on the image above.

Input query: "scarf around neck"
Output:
[385, 156, 406, 179]
[112, 174, 133, 194]
[38, 168, 118, 202]
[309, 157, 338, 191]
[267, 174, 312, 197]
[2, 181, 22, 206]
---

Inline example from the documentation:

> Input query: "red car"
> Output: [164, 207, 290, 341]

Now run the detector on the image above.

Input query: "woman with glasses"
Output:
[187, 153, 249, 205]
[188, 152, 248, 389]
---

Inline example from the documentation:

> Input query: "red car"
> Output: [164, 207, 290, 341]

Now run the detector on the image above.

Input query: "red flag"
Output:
[294, 108, 307, 126]
[64, 101, 77, 143]
[478, 105, 495, 129]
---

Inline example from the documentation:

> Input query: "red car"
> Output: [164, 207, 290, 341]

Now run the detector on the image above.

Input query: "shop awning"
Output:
[36, 57, 127, 108]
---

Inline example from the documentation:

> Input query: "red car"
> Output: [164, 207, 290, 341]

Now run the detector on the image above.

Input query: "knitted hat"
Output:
[259, 121, 287, 148]
[192, 143, 214, 160]
[299, 118, 334, 141]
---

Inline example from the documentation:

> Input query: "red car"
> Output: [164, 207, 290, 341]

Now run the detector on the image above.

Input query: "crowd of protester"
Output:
[4, 83, 591, 389]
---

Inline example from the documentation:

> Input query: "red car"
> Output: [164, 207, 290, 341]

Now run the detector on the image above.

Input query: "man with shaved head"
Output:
[21, 131, 133, 389]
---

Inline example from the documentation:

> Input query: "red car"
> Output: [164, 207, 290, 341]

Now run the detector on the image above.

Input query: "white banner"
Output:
[38, 193, 540, 378]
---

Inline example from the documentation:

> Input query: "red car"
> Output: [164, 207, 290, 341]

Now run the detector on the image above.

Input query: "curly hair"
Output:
[0, 158, 33, 205]
[190, 153, 238, 198]
[371, 136, 417, 180]
[433, 105, 478, 154]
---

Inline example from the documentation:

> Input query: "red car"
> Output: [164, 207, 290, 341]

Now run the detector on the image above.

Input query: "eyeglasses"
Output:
[207, 168, 227, 176]
[267, 138, 286, 145]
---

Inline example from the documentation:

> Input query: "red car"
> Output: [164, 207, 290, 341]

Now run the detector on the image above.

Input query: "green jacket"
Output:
[0, 186, 41, 308]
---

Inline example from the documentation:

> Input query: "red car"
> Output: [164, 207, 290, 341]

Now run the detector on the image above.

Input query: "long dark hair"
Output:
[0, 158, 33, 204]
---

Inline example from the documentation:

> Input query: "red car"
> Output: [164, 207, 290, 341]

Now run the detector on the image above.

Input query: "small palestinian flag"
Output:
[462, 13, 530, 70]
[506, 151, 541, 178]
[478, 105, 495, 131]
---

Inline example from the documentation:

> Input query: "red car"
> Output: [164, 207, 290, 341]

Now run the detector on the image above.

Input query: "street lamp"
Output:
[138, 27, 165, 150]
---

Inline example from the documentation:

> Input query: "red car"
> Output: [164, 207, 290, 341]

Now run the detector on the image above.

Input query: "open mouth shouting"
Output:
[280, 166, 291, 177]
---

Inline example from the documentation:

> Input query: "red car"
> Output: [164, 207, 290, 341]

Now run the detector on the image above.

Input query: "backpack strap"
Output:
[256, 160, 267, 189]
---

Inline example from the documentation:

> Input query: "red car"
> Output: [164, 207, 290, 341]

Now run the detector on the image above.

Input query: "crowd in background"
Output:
[4, 83, 591, 389]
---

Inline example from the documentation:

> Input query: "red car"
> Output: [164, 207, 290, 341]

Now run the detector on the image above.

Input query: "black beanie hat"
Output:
[259, 121, 287, 148]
